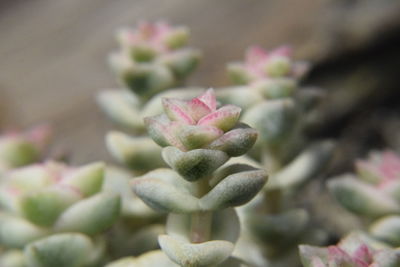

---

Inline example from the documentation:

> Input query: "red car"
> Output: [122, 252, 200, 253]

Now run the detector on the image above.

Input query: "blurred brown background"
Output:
[1, 0, 400, 167]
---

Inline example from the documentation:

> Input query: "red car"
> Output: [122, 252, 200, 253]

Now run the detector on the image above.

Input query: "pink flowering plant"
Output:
[130, 89, 267, 266]
[329, 150, 400, 248]
[0, 125, 51, 173]
[299, 232, 400, 267]
[97, 21, 201, 175]
[0, 161, 120, 266]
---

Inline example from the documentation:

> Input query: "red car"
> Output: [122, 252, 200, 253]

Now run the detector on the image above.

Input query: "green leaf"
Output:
[162, 147, 229, 182]
[62, 162, 104, 197]
[19, 186, 81, 227]
[242, 99, 297, 147]
[24, 233, 93, 267]
[370, 216, 400, 247]
[328, 175, 400, 218]
[158, 235, 234, 267]
[200, 169, 267, 210]
[55, 193, 120, 235]
[0, 214, 48, 248]
[106, 132, 165, 172]
[207, 126, 258, 157]
[132, 178, 199, 213]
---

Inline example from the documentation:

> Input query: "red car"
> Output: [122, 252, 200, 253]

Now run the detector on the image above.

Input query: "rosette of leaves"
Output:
[299, 231, 400, 267]
[97, 21, 201, 175]
[0, 125, 51, 174]
[0, 161, 120, 267]
[213, 46, 335, 266]
[329, 150, 400, 247]
[132, 89, 268, 266]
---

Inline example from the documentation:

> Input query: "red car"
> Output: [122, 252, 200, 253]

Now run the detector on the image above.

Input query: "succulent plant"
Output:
[0, 125, 51, 174]
[329, 150, 400, 219]
[329, 150, 400, 248]
[132, 89, 268, 266]
[0, 161, 120, 267]
[98, 21, 201, 175]
[216, 46, 334, 266]
[299, 231, 400, 267]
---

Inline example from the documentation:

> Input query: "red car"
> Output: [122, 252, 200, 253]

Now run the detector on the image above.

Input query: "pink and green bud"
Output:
[0, 125, 51, 171]
[227, 45, 309, 85]
[109, 21, 200, 99]
[144, 89, 255, 154]
[329, 151, 400, 218]
[299, 232, 400, 267]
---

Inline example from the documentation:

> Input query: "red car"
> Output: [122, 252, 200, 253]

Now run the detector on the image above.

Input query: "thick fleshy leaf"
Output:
[176, 125, 223, 150]
[267, 140, 334, 190]
[207, 126, 258, 157]
[299, 245, 328, 267]
[164, 26, 189, 49]
[216, 86, 262, 110]
[141, 88, 204, 119]
[19, 186, 82, 227]
[370, 216, 400, 247]
[162, 98, 195, 124]
[200, 169, 267, 210]
[264, 55, 291, 77]
[105, 250, 177, 267]
[163, 49, 201, 79]
[144, 114, 183, 149]
[198, 105, 241, 132]
[166, 208, 240, 244]
[186, 97, 212, 121]
[96, 89, 143, 131]
[132, 177, 199, 213]
[119, 63, 175, 99]
[158, 235, 234, 267]
[326, 246, 355, 266]
[162, 147, 229, 182]
[253, 78, 296, 99]
[0, 138, 39, 168]
[198, 88, 217, 111]
[373, 249, 400, 267]
[328, 175, 400, 218]
[106, 132, 165, 172]
[61, 162, 104, 197]
[242, 99, 297, 146]
[0, 214, 48, 248]
[24, 233, 93, 267]
[247, 209, 309, 244]
[226, 63, 252, 85]
[0, 250, 26, 267]
[54, 193, 120, 235]
[102, 166, 158, 218]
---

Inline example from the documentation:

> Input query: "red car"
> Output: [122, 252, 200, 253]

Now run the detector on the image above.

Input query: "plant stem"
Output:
[190, 211, 212, 243]
[190, 178, 213, 243]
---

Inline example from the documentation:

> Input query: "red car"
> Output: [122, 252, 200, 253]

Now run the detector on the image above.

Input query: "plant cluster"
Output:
[1, 21, 399, 267]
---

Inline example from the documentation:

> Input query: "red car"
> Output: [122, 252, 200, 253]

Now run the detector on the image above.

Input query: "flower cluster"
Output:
[299, 232, 400, 267]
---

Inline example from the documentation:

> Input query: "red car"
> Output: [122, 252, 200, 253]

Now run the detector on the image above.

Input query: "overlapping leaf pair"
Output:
[130, 90, 268, 266]
[0, 161, 120, 267]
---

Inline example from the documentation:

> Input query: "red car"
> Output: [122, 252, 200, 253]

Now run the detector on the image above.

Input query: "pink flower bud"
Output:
[145, 89, 249, 152]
